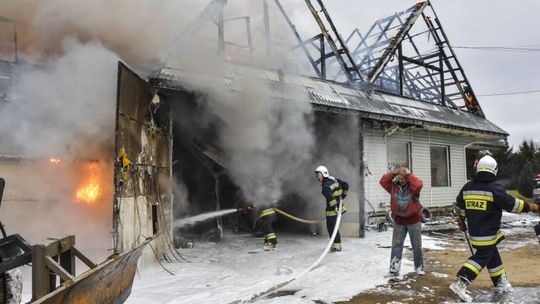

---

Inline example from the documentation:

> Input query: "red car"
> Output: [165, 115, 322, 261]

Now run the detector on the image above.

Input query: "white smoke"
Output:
[204, 77, 316, 206]
[0, 38, 118, 262]
[1, 0, 356, 224]
[1, 39, 118, 159]
[162, 1, 358, 213]
[159, 1, 319, 207]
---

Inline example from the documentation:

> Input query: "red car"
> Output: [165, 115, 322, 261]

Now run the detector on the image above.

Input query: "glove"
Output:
[335, 204, 347, 214]
[529, 202, 539, 213]
[456, 218, 467, 231]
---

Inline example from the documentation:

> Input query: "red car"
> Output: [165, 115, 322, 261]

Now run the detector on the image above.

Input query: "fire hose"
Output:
[233, 200, 344, 303]
[273, 208, 326, 224]
[236, 206, 326, 224]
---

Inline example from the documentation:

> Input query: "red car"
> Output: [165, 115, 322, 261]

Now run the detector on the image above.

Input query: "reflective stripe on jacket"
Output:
[456, 172, 530, 247]
[321, 176, 349, 216]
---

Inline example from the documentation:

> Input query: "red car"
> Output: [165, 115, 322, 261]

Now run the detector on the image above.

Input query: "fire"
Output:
[74, 163, 103, 204]
[76, 181, 101, 204]
[49, 157, 61, 164]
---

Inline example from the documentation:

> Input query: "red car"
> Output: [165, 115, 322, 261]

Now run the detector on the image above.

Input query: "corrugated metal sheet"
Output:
[151, 64, 507, 139]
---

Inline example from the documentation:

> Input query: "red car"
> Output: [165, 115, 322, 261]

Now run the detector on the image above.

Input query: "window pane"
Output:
[431, 146, 449, 187]
[387, 142, 410, 172]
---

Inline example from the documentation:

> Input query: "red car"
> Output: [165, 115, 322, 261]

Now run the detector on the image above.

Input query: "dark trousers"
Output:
[326, 215, 341, 246]
[457, 246, 505, 286]
[260, 214, 277, 244]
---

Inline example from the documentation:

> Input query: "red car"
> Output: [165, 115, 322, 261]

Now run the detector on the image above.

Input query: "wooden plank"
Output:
[45, 256, 75, 282]
[31, 237, 152, 304]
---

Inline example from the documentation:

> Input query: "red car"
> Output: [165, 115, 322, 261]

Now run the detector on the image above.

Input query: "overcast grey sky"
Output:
[5, 0, 536, 150]
[320, 0, 540, 149]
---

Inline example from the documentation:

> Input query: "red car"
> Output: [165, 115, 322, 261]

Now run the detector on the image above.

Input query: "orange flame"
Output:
[75, 163, 102, 204]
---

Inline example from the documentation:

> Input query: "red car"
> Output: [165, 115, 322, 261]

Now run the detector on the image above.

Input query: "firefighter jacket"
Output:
[321, 177, 349, 216]
[456, 172, 531, 248]
[379, 172, 423, 225]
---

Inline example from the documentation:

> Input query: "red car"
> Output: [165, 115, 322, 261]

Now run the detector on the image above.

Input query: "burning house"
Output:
[114, 0, 508, 247]
[0, 0, 509, 302]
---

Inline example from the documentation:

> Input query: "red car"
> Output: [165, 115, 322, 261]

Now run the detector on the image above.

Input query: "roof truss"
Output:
[162, 0, 485, 117]
[344, 1, 484, 117]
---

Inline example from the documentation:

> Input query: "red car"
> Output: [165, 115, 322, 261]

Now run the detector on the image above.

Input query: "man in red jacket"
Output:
[380, 167, 424, 277]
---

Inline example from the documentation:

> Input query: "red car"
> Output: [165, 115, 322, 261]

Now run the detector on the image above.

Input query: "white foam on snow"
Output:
[123, 228, 444, 304]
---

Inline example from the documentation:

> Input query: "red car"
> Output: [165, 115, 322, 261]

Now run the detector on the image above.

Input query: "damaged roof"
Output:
[151, 63, 507, 140]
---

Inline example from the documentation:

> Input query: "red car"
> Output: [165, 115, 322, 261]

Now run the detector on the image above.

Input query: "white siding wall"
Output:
[425, 130, 473, 207]
[364, 127, 392, 212]
[363, 126, 476, 212]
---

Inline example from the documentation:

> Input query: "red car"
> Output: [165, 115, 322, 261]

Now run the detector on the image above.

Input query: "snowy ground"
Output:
[18, 213, 537, 303]
[125, 228, 446, 304]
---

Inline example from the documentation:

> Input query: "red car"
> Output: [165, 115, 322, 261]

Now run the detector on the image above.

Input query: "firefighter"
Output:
[234, 202, 256, 233]
[314, 165, 349, 252]
[450, 155, 540, 302]
[258, 203, 278, 251]
[379, 166, 424, 277]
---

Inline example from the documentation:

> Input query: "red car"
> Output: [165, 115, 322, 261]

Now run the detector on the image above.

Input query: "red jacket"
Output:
[379, 172, 423, 225]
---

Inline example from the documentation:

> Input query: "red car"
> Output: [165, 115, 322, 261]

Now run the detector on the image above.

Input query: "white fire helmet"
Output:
[476, 155, 498, 175]
[314, 165, 329, 178]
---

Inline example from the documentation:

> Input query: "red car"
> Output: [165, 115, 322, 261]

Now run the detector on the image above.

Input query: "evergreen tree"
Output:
[514, 140, 539, 197]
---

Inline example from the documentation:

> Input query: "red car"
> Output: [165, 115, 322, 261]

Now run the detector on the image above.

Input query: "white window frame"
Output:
[430, 145, 451, 187]
[386, 141, 411, 172]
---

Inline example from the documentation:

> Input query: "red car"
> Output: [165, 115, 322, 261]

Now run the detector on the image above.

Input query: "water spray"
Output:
[173, 209, 238, 228]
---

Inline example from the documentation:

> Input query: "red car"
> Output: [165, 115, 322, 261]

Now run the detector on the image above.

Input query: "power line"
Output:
[446, 45, 540, 97]
[452, 45, 540, 53]
[477, 89, 540, 97]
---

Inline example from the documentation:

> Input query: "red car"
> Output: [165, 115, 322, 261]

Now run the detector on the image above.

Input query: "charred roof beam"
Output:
[401, 55, 441, 72]
[366, 2, 428, 84]
[273, 0, 322, 78]
[304, 0, 363, 84]
[422, 2, 485, 117]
